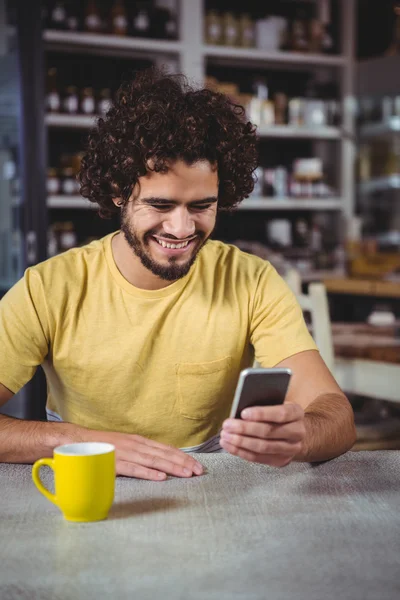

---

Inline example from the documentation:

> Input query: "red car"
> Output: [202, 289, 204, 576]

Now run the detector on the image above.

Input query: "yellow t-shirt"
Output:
[0, 232, 317, 450]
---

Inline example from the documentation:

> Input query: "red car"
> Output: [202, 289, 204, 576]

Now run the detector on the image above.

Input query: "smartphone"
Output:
[229, 367, 292, 419]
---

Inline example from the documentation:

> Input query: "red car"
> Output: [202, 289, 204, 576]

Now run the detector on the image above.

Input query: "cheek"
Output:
[195, 211, 217, 231]
[134, 212, 164, 234]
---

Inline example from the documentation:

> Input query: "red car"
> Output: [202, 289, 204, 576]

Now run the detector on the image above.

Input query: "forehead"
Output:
[136, 160, 218, 201]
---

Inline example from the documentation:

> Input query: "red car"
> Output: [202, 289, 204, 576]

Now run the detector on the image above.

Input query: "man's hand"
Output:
[220, 403, 305, 467]
[86, 430, 204, 480]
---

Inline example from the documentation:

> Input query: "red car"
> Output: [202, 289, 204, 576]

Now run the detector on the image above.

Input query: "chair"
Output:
[284, 269, 335, 373]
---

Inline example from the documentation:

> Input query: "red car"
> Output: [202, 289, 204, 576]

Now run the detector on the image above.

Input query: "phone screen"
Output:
[229, 368, 292, 419]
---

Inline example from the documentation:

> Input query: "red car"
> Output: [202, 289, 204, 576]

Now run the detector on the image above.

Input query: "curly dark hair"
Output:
[79, 67, 258, 219]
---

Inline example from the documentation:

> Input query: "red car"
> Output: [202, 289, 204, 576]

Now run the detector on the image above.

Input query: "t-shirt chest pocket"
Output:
[175, 356, 233, 420]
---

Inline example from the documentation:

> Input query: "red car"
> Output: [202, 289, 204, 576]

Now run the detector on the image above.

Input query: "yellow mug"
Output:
[32, 442, 116, 522]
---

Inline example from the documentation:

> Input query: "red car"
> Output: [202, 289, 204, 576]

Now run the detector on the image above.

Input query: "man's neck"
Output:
[111, 232, 174, 290]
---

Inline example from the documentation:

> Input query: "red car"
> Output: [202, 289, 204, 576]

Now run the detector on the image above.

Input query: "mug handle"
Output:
[32, 458, 58, 506]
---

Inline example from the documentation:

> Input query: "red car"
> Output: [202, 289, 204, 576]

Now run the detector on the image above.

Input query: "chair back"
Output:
[285, 269, 335, 373]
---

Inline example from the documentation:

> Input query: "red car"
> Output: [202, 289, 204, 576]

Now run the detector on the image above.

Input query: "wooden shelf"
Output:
[204, 45, 345, 68]
[239, 198, 342, 210]
[324, 277, 400, 298]
[257, 125, 340, 139]
[359, 117, 400, 139]
[358, 175, 400, 195]
[47, 196, 341, 212]
[43, 30, 182, 58]
[45, 114, 98, 129]
[47, 196, 96, 209]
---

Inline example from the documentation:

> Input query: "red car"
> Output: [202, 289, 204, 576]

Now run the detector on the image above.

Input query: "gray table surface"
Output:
[1, 451, 399, 600]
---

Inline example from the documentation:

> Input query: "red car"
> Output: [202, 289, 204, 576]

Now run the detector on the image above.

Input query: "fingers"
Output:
[116, 447, 202, 479]
[128, 434, 203, 475]
[222, 417, 305, 444]
[220, 430, 302, 457]
[219, 440, 294, 467]
[240, 402, 304, 424]
[117, 460, 168, 481]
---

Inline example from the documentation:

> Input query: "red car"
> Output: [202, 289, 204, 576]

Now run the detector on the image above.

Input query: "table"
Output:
[1, 452, 399, 600]
[332, 323, 400, 403]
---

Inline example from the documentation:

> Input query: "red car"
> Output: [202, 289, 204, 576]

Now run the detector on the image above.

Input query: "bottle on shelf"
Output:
[274, 92, 288, 125]
[47, 168, 61, 195]
[205, 10, 222, 45]
[309, 14, 324, 53]
[248, 78, 274, 127]
[84, 0, 103, 34]
[59, 222, 78, 252]
[110, 0, 128, 36]
[61, 167, 78, 195]
[238, 14, 255, 48]
[222, 12, 239, 47]
[97, 88, 113, 115]
[387, 1, 400, 55]
[131, 2, 152, 38]
[46, 67, 61, 113]
[152, 1, 178, 40]
[63, 86, 79, 114]
[319, 0, 334, 54]
[65, 0, 80, 32]
[291, 8, 309, 52]
[80, 87, 96, 115]
[49, 1, 67, 30]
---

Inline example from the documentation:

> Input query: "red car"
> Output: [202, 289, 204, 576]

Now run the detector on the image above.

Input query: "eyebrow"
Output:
[140, 196, 218, 206]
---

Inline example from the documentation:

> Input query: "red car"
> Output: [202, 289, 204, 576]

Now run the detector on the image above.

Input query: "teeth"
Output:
[156, 239, 190, 249]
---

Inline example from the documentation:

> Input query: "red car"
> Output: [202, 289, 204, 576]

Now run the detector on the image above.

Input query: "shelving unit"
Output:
[43, 0, 356, 280]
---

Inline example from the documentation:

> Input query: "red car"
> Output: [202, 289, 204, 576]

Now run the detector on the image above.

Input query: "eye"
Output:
[190, 204, 213, 212]
[150, 204, 173, 211]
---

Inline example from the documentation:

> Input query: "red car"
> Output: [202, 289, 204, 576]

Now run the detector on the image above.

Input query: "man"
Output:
[0, 68, 356, 480]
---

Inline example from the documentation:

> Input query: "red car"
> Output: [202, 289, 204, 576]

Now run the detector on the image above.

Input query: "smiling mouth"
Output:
[152, 236, 197, 250]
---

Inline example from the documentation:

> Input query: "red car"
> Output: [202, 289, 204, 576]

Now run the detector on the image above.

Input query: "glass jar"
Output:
[63, 86, 79, 114]
[205, 10, 222, 45]
[47, 168, 61, 195]
[80, 88, 96, 115]
[239, 14, 255, 48]
[222, 12, 239, 47]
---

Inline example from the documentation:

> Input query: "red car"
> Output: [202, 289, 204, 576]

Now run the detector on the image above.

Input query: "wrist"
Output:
[43, 421, 90, 452]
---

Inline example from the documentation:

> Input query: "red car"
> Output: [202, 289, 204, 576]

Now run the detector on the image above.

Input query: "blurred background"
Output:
[1, 0, 400, 450]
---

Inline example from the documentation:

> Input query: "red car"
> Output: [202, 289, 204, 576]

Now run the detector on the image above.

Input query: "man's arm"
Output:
[0, 383, 203, 479]
[220, 350, 356, 465]
[278, 351, 356, 462]
[0, 383, 95, 463]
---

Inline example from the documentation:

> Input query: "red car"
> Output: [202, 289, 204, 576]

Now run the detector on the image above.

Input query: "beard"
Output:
[120, 207, 210, 281]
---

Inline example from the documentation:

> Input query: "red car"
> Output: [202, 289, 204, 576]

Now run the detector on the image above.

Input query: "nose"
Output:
[162, 207, 196, 240]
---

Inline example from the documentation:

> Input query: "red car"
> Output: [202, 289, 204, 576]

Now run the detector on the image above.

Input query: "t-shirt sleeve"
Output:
[250, 264, 317, 367]
[0, 268, 50, 393]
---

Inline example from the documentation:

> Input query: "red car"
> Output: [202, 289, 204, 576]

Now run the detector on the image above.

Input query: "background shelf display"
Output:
[45, 114, 98, 128]
[203, 45, 345, 67]
[43, 30, 182, 58]
[45, 114, 341, 139]
[239, 198, 342, 211]
[47, 195, 343, 212]
[359, 117, 400, 139]
[257, 125, 341, 140]
[358, 175, 400, 195]
[41, 0, 355, 282]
